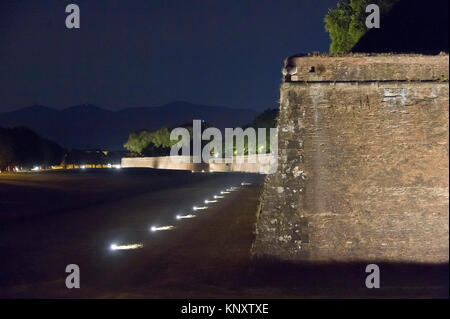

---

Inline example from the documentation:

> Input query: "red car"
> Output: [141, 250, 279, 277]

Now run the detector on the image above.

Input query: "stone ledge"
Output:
[283, 54, 449, 83]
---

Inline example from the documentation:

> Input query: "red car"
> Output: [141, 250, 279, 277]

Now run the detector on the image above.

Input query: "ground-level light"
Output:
[176, 214, 196, 220]
[150, 225, 175, 232]
[110, 243, 143, 251]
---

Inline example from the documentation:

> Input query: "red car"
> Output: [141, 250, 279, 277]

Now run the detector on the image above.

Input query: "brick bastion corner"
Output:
[252, 53, 449, 263]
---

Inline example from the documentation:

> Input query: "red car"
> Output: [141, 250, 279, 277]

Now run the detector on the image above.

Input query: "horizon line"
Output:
[0, 101, 268, 114]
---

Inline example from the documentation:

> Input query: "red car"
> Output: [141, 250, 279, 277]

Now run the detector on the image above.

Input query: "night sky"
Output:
[0, 0, 337, 112]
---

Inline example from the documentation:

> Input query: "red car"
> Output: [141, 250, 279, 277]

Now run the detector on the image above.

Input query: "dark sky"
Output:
[0, 0, 336, 112]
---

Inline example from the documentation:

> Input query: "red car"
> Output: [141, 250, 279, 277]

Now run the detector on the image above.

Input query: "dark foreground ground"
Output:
[0, 169, 448, 298]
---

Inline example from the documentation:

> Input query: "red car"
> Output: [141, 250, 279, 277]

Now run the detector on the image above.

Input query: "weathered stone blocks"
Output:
[252, 54, 449, 263]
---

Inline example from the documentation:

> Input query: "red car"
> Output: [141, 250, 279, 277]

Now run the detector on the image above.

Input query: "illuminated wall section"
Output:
[253, 54, 449, 263]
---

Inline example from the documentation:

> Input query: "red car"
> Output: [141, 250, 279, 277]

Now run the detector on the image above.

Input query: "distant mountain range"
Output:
[0, 102, 258, 150]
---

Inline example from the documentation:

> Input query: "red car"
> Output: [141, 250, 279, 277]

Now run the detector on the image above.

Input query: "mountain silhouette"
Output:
[0, 102, 258, 150]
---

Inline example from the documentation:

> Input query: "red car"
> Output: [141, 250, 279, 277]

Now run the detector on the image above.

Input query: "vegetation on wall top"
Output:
[324, 0, 398, 53]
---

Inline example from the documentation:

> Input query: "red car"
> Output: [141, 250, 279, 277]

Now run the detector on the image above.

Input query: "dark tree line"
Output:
[0, 126, 125, 171]
[0, 126, 64, 170]
[63, 149, 123, 166]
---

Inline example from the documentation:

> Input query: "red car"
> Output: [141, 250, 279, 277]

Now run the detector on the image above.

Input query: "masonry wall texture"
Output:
[252, 54, 449, 263]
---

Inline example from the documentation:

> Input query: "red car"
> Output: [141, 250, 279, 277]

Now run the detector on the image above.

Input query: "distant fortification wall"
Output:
[121, 154, 274, 174]
[252, 54, 449, 263]
[121, 156, 207, 172]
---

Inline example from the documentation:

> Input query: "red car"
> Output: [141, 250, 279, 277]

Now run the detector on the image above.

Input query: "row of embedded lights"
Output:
[109, 182, 251, 251]
[29, 164, 122, 171]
